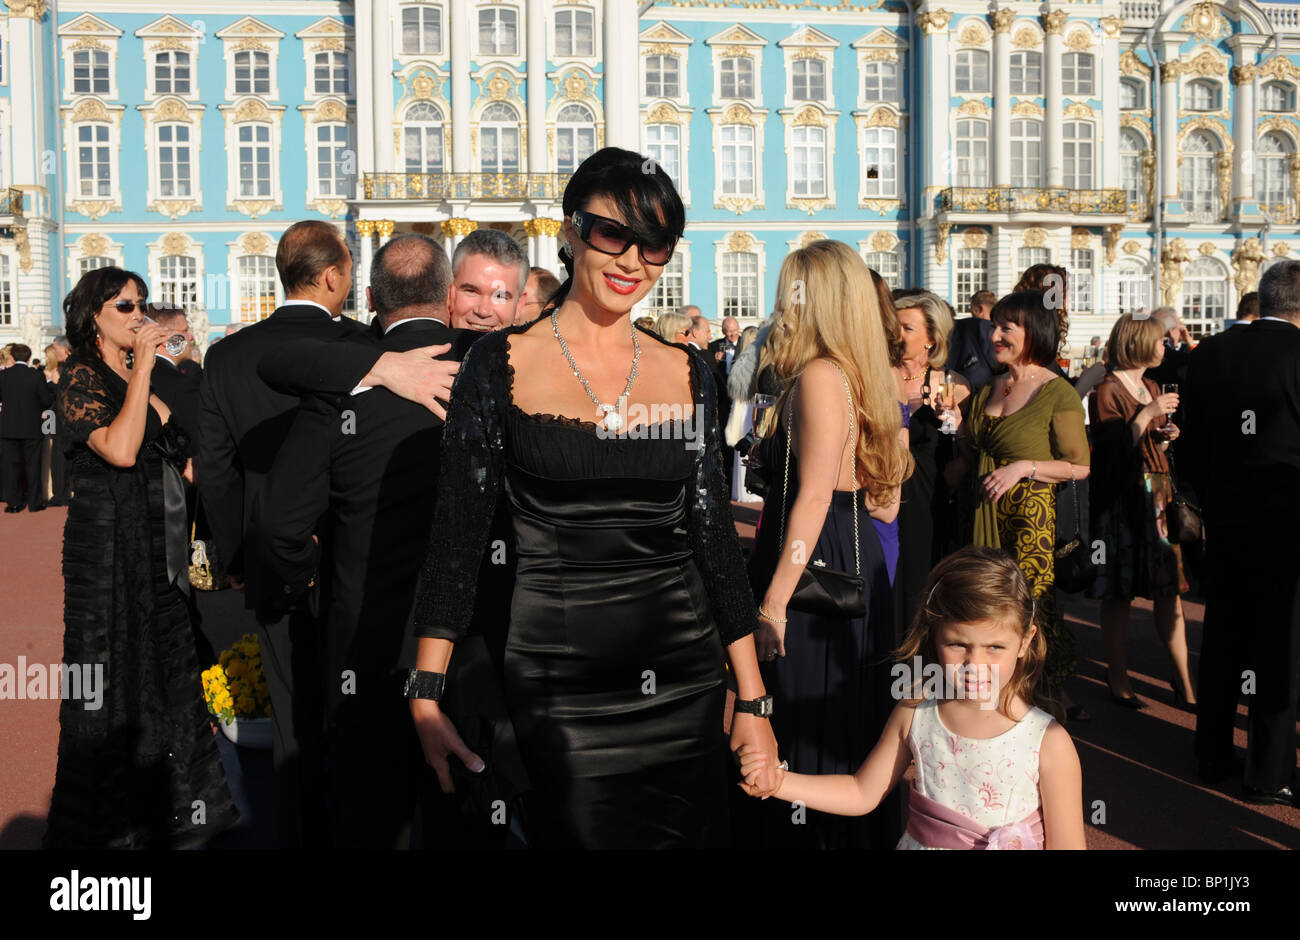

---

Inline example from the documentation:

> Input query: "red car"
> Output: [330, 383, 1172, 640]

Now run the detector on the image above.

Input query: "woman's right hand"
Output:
[1146, 392, 1179, 419]
[410, 698, 485, 793]
[130, 322, 169, 373]
[755, 611, 787, 662]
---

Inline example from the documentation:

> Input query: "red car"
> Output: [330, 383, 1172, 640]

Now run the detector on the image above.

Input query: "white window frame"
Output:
[235, 253, 281, 324]
[71, 48, 112, 96]
[554, 102, 597, 175]
[1181, 257, 1228, 338]
[1120, 128, 1145, 208]
[218, 18, 284, 101]
[1261, 80, 1296, 113]
[720, 56, 757, 101]
[1017, 246, 1050, 273]
[1062, 52, 1095, 96]
[59, 15, 123, 102]
[1063, 121, 1094, 190]
[1179, 130, 1220, 221]
[955, 118, 989, 187]
[221, 100, 286, 212]
[644, 53, 681, 100]
[647, 251, 686, 318]
[402, 101, 446, 174]
[862, 61, 899, 104]
[1186, 78, 1221, 112]
[553, 4, 597, 60]
[313, 121, 353, 200]
[155, 122, 195, 199]
[791, 57, 827, 103]
[1120, 77, 1146, 110]
[237, 123, 274, 198]
[0, 254, 13, 327]
[69, 234, 123, 290]
[1010, 51, 1042, 96]
[154, 253, 202, 310]
[311, 51, 351, 98]
[74, 121, 114, 198]
[1116, 258, 1150, 314]
[955, 49, 990, 94]
[719, 123, 757, 197]
[477, 5, 521, 58]
[644, 122, 682, 193]
[864, 249, 902, 290]
[790, 124, 828, 198]
[1255, 132, 1293, 212]
[151, 50, 194, 98]
[479, 100, 522, 173]
[861, 126, 898, 198]
[233, 50, 273, 96]
[399, 2, 445, 57]
[955, 247, 988, 300]
[1010, 119, 1043, 187]
[717, 250, 762, 323]
[1069, 248, 1095, 316]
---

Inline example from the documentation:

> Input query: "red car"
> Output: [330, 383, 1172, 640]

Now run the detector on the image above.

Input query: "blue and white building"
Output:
[2, 0, 1299, 358]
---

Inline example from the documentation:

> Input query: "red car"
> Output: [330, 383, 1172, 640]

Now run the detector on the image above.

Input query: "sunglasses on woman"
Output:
[106, 300, 148, 314]
[571, 210, 676, 267]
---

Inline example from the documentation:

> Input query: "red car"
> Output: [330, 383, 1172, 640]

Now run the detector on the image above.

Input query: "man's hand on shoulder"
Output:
[363, 343, 458, 419]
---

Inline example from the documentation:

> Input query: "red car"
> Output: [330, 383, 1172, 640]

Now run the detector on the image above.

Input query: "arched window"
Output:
[1063, 122, 1094, 189]
[1262, 80, 1296, 112]
[76, 123, 112, 197]
[403, 102, 444, 173]
[863, 61, 898, 103]
[955, 248, 987, 299]
[1121, 128, 1145, 209]
[1186, 79, 1221, 111]
[1181, 257, 1228, 337]
[156, 123, 193, 198]
[554, 6, 595, 57]
[401, 3, 443, 55]
[480, 101, 520, 173]
[555, 102, 596, 175]
[158, 254, 199, 309]
[1010, 51, 1042, 96]
[955, 118, 989, 187]
[1010, 119, 1042, 187]
[1179, 130, 1220, 220]
[792, 58, 826, 101]
[1120, 77, 1145, 110]
[865, 250, 900, 289]
[792, 125, 827, 197]
[1062, 53, 1094, 96]
[645, 54, 679, 98]
[1117, 259, 1150, 314]
[234, 50, 271, 95]
[955, 49, 990, 93]
[236, 123, 273, 197]
[861, 127, 895, 197]
[1255, 132, 1294, 213]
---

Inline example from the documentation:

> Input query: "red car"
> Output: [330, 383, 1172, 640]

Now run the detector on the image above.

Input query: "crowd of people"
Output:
[20, 146, 1300, 851]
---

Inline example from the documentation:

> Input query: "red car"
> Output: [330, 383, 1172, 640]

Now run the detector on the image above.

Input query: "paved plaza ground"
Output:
[3, 505, 1297, 850]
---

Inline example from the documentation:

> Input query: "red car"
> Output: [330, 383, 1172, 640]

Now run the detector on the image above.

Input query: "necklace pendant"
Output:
[599, 403, 623, 432]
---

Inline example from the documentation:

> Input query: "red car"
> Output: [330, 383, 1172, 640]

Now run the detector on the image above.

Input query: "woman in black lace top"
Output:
[43, 268, 237, 848]
[407, 149, 780, 848]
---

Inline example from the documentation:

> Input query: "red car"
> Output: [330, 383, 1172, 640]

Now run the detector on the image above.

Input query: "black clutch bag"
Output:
[777, 365, 866, 620]
[739, 431, 771, 500]
[1054, 474, 1097, 594]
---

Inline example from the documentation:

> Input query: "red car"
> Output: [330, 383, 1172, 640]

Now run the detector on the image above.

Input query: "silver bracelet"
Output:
[758, 605, 788, 625]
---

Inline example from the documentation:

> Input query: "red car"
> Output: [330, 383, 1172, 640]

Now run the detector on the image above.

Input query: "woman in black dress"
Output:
[890, 291, 971, 640]
[407, 149, 779, 849]
[44, 268, 237, 848]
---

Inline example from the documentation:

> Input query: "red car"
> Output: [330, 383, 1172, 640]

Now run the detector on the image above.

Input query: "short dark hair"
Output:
[990, 291, 1060, 368]
[1235, 290, 1260, 321]
[1259, 261, 1300, 319]
[971, 290, 996, 312]
[370, 233, 452, 317]
[276, 220, 349, 294]
[62, 266, 149, 362]
[530, 266, 562, 307]
[9, 344, 31, 363]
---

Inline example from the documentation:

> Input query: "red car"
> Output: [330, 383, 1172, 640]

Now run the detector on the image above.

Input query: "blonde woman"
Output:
[891, 291, 972, 639]
[653, 310, 690, 345]
[748, 239, 912, 849]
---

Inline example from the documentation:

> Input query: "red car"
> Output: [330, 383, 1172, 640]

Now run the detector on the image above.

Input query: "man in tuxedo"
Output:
[147, 305, 201, 451]
[47, 338, 72, 507]
[446, 228, 530, 332]
[517, 266, 561, 325]
[261, 234, 478, 847]
[945, 289, 999, 394]
[709, 316, 741, 380]
[1183, 260, 1300, 806]
[0, 345, 55, 513]
[198, 220, 461, 847]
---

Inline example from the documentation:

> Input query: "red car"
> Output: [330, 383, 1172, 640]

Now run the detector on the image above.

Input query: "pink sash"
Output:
[905, 786, 1044, 850]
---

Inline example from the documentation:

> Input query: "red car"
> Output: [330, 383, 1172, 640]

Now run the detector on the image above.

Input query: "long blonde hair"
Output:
[768, 239, 912, 507]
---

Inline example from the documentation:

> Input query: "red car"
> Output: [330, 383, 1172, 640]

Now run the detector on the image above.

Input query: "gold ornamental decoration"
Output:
[1041, 11, 1068, 36]
[155, 99, 192, 123]
[1121, 51, 1152, 78]
[1023, 227, 1047, 248]
[14, 227, 32, 273]
[81, 234, 110, 256]
[717, 196, 761, 214]
[1260, 56, 1300, 83]
[1231, 64, 1260, 86]
[1160, 61, 1183, 83]
[1100, 17, 1123, 40]
[1070, 228, 1093, 251]
[725, 231, 757, 253]
[962, 228, 988, 249]
[1186, 50, 1228, 78]
[441, 218, 478, 238]
[956, 20, 990, 47]
[314, 200, 346, 219]
[992, 9, 1015, 34]
[1123, 240, 1142, 255]
[917, 11, 952, 36]
[1273, 242, 1292, 258]
[235, 99, 272, 123]
[561, 74, 589, 101]
[5, 0, 49, 18]
[1160, 238, 1190, 308]
[1184, 1, 1228, 44]
[73, 99, 111, 122]
[241, 232, 273, 255]
[1198, 241, 1218, 257]
[374, 220, 395, 239]
[870, 230, 899, 252]
[1011, 99, 1045, 118]
[1233, 238, 1269, 297]
[796, 231, 829, 249]
[790, 197, 832, 215]
[232, 200, 278, 219]
[956, 99, 991, 117]
[865, 107, 899, 128]
[1063, 102, 1093, 120]
[1012, 28, 1040, 50]
[647, 103, 684, 125]
[69, 200, 115, 220]
[523, 218, 562, 238]
[355, 219, 375, 238]
[314, 100, 347, 123]
[793, 106, 829, 127]
[69, 38, 107, 51]
[861, 198, 901, 213]
[411, 74, 437, 100]
[1065, 30, 1092, 52]
[1217, 153, 1232, 218]
[716, 103, 758, 126]
[934, 222, 951, 264]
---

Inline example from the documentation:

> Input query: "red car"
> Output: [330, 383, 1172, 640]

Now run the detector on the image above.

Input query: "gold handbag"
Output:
[189, 522, 217, 591]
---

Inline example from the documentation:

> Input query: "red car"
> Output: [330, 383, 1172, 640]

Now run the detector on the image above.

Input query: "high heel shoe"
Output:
[1106, 668, 1145, 709]
[1172, 681, 1196, 713]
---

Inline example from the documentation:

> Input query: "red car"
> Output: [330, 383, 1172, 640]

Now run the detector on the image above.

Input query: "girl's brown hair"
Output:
[895, 546, 1052, 718]
[1013, 263, 1070, 357]
[1105, 312, 1165, 371]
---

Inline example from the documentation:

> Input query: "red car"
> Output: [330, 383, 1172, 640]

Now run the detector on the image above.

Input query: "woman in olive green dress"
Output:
[963, 291, 1091, 716]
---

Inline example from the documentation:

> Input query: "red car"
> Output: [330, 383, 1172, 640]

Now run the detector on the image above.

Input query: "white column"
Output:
[356, 8, 375, 174]
[1044, 14, 1064, 188]
[1159, 50, 1180, 207]
[357, 221, 375, 305]
[1101, 31, 1121, 189]
[921, 12, 951, 207]
[372, 0, 396, 172]
[1231, 54, 1259, 213]
[450, 0, 472, 172]
[527, 0, 549, 174]
[603, 0, 639, 150]
[992, 11, 1012, 187]
[376, 220, 395, 248]
[7, 9, 42, 188]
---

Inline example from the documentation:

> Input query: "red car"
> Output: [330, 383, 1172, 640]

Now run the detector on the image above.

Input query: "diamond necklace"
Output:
[550, 309, 641, 432]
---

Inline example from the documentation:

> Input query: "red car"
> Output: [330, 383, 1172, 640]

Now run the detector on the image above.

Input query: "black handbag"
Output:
[777, 366, 867, 619]
[1164, 455, 1204, 544]
[1054, 472, 1097, 594]
[739, 430, 771, 500]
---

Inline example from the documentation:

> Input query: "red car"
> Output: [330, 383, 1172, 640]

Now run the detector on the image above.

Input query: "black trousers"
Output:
[1195, 523, 1300, 791]
[1, 437, 43, 509]
[255, 606, 328, 848]
[49, 436, 71, 503]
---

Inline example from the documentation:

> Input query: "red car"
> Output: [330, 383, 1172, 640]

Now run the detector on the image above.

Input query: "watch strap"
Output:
[733, 694, 774, 718]
[404, 668, 446, 701]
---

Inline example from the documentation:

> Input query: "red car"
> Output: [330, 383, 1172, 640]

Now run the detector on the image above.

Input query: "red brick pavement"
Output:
[2, 503, 1297, 849]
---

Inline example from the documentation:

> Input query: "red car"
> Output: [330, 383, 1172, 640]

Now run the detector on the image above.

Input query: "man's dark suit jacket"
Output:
[1182, 319, 1300, 528]
[197, 303, 362, 608]
[946, 317, 999, 392]
[0, 365, 55, 438]
[151, 357, 201, 457]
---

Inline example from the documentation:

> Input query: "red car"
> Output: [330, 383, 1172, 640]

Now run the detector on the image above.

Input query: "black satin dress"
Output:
[410, 321, 758, 849]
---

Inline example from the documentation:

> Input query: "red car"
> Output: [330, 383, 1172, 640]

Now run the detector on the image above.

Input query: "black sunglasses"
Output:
[107, 300, 148, 314]
[571, 210, 676, 267]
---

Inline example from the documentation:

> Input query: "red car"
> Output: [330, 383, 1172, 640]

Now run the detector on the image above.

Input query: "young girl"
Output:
[740, 546, 1086, 849]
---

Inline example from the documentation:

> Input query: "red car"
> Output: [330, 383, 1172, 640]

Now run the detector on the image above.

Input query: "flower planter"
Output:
[219, 715, 272, 750]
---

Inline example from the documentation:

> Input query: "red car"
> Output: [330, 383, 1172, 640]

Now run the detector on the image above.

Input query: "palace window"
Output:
[1062, 122, 1094, 190]
[156, 123, 193, 198]
[864, 250, 900, 289]
[234, 51, 271, 95]
[1262, 80, 1296, 112]
[1117, 259, 1150, 314]
[648, 253, 684, 316]
[1179, 130, 1220, 221]
[403, 101, 445, 173]
[955, 49, 989, 94]
[316, 123, 351, 197]
[1120, 77, 1145, 110]
[862, 61, 898, 103]
[644, 123, 681, 189]
[1062, 53, 1095, 96]
[0, 256, 12, 326]
[1017, 247, 1049, 273]
[720, 124, 755, 195]
[1186, 79, 1221, 112]
[479, 101, 520, 173]
[154, 51, 192, 96]
[157, 254, 200, 309]
[861, 127, 896, 197]
[313, 52, 349, 95]
[955, 248, 987, 300]
[645, 54, 680, 98]
[720, 57, 755, 99]
[955, 119, 989, 188]
[1010, 51, 1042, 96]
[237, 123, 273, 197]
[76, 123, 113, 197]
[791, 125, 826, 197]
[401, 3, 443, 55]
[1121, 128, 1145, 208]
[238, 254, 278, 323]
[479, 6, 519, 57]
[1010, 119, 1042, 187]
[1255, 132, 1293, 212]
[792, 58, 826, 102]
[78, 255, 113, 279]
[1069, 248, 1094, 316]
[555, 102, 596, 175]
[555, 7, 595, 57]
[72, 49, 110, 95]
[720, 251, 759, 320]
[1181, 257, 1228, 338]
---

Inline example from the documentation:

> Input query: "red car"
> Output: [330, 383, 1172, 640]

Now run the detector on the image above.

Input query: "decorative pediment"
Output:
[640, 21, 691, 45]
[239, 231, 275, 256]
[140, 96, 203, 124]
[1023, 227, 1047, 248]
[296, 17, 349, 40]
[725, 231, 757, 253]
[779, 26, 838, 49]
[1261, 56, 1300, 83]
[135, 15, 202, 39]
[58, 13, 122, 38]
[706, 24, 767, 48]
[1011, 99, 1045, 118]
[955, 18, 991, 47]
[870, 230, 900, 252]
[1184, 47, 1230, 78]
[851, 28, 909, 52]
[956, 99, 991, 117]
[1012, 26, 1042, 49]
[645, 102, 687, 125]
[1121, 50, 1152, 78]
[1064, 28, 1094, 52]
[217, 17, 285, 41]
[1063, 102, 1094, 120]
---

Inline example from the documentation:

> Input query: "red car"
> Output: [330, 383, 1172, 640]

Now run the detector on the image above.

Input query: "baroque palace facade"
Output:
[2, 0, 1300, 355]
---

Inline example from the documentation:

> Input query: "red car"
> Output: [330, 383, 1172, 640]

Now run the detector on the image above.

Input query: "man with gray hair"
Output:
[448, 228, 530, 332]
[1184, 259, 1300, 806]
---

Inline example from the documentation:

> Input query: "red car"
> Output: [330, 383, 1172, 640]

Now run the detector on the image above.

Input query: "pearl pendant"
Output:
[601, 404, 623, 432]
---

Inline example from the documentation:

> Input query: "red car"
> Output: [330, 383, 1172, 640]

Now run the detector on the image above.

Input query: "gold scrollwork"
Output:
[861, 198, 901, 213]
[1123, 240, 1142, 255]
[789, 197, 833, 215]
[956, 20, 989, 47]
[1023, 227, 1047, 248]
[72, 99, 111, 122]
[68, 200, 116, 220]
[935, 222, 951, 263]
[148, 199, 198, 219]
[865, 106, 899, 128]
[917, 11, 952, 36]
[1186, 50, 1229, 78]
[1041, 11, 1068, 36]
[647, 103, 684, 125]
[314, 199, 346, 219]
[1100, 17, 1123, 39]
[796, 231, 828, 249]
[1065, 30, 1092, 52]
[1273, 241, 1292, 258]
[1012, 27, 1040, 50]
[241, 232, 273, 254]
[355, 220, 375, 238]
[81, 234, 111, 256]
[717, 196, 762, 214]
[956, 100, 991, 118]
[962, 228, 988, 249]
[1231, 63, 1260, 86]
[1184, 0, 1228, 44]
[1121, 50, 1151, 78]
[725, 231, 757, 253]
[235, 99, 272, 122]
[523, 218, 563, 238]
[232, 200, 278, 220]
[870, 230, 899, 252]
[992, 9, 1015, 34]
